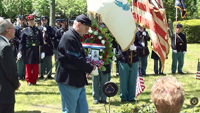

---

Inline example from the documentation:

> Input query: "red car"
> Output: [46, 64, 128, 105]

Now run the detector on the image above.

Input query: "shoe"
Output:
[27, 83, 31, 86]
[98, 100, 108, 104]
[47, 76, 54, 79]
[159, 72, 166, 75]
[93, 100, 98, 104]
[178, 72, 184, 74]
[32, 83, 37, 86]
[121, 100, 126, 103]
[128, 100, 135, 102]
[39, 76, 44, 79]
[172, 72, 175, 74]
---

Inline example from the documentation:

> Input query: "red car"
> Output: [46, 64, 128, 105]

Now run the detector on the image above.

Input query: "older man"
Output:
[55, 14, 98, 113]
[0, 17, 20, 113]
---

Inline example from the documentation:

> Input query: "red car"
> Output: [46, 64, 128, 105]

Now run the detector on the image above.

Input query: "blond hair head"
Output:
[151, 76, 184, 113]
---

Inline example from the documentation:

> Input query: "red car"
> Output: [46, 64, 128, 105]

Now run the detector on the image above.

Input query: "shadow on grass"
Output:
[15, 110, 41, 113]
[16, 91, 60, 95]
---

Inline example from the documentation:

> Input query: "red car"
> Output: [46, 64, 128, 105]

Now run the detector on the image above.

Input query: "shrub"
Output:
[173, 19, 200, 43]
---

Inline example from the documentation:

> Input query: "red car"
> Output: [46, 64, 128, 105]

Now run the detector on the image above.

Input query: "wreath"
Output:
[81, 20, 114, 71]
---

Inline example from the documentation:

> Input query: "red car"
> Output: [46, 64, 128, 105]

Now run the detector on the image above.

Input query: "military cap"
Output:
[18, 15, 25, 19]
[69, 20, 74, 24]
[176, 23, 183, 28]
[56, 19, 60, 23]
[37, 18, 41, 22]
[61, 18, 66, 23]
[27, 15, 34, 21]
[41, 16, 47, 20]
[75, 14, 91, 27]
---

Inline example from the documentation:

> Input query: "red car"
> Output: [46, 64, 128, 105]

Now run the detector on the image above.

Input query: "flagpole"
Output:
[175, 8, 178, 46]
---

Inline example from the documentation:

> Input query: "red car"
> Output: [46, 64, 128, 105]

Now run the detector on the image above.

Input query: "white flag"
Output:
[87, 0, 137, 51]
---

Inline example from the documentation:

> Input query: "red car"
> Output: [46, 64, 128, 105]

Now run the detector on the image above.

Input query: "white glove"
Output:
[173, 50, 177, 53]
[41, 52, 45, 59]
[183, 51, 186, 54]
[129, 44, 136, 51]
[141, 42, 145, 47]
[90, 67, 99, 76]
[17, 52, 22, 59]
[142, 31, 147, 36]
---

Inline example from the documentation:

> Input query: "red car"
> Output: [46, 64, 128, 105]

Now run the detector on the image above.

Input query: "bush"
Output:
[173, 19, 200, 43]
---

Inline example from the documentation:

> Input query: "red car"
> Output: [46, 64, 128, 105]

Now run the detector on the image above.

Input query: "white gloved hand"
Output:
[142, 31, 147, 36]
[173, 50, 177, 53]
[90, 67, 99, 76]
[17, 52, 22, 59]
[41, 52, 45, 59]
[129, 44, 137, 51]
[183, 51, 187, 54]
[141, 42, 145, 47]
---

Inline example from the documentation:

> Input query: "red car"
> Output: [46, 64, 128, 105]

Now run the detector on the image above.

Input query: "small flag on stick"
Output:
[135, 67, 145, 98]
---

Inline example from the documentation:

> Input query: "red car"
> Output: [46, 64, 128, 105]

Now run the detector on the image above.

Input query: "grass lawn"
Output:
[15, 43, 200, 113]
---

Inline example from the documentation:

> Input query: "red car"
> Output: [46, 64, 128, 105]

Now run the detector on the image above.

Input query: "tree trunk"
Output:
[49, 0, 55, 26]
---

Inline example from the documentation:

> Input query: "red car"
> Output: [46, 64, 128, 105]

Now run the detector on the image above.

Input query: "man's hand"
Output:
[41, 52, 45, 59]
[17, 52, 22, 59]
[142, 31, 147, 36]
[15, 83, 21, 91]
[173, 50, 177, 53]
[183, 51, 187, 54]
[90, 66, 99, 76]
[129, 44, 136, 51]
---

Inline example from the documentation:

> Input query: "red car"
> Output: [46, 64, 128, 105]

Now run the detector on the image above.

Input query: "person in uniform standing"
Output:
[151, 51, 164, 74]
[52, 18, 61, 71]
[13, 15, 27, 80]
[137, 25, 150, 75]
[53, 18, 68, 71]
[171, 23, 187, 74]
[38, 16, 54, 79]
[116, 33, 143, 102]
[0, 17, 20, 113]
[17, 15, 45, 86]
[54, 14, 98, 113]
[36, 18, 41, 27]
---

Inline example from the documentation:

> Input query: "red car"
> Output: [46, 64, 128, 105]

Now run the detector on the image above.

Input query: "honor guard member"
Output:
[55, 14, 98, 113]
[13, 15, 27, 80]
[68, 19, 74, 29]
[116, 34, 143, 102]
[53, 18, 68, 70]
[171, 23, 187, 74]
[38, 16, 54, 79]
[52, 18, 61, 71]
[151, 50, 164, 74]
[36, 18, 41, 27]
[17, 15, 45, 86]
[137, 25, 150, 75]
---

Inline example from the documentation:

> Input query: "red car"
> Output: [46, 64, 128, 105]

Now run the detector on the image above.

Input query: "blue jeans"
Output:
[92, 70, 109, 102]
[119, 61, 138, 101]
[57, 83, 88, 113]
[171, 51, 184, 73]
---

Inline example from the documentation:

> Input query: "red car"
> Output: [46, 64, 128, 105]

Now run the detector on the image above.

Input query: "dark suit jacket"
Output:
[0, 36, 20, 104]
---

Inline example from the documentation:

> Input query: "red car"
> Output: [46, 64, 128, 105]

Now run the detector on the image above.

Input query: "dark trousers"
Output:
[0, 103, 14, 113]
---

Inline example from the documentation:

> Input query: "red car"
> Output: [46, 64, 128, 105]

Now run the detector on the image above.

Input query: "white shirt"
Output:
[0, 35, 10, 44]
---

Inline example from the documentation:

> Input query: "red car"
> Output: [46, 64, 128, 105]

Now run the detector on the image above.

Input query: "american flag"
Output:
[132, 0, 170, 71]
[197, 71, 200, 80]
[135, 67, 145, 98]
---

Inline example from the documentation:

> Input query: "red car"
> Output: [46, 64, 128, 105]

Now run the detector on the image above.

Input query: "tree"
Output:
[2, 0, 32, 20]
[49, 0, 55, 26]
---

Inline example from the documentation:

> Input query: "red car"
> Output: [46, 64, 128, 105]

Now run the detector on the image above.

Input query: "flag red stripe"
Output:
[133, 1, 147, 12]
[132, 12, 150, 28]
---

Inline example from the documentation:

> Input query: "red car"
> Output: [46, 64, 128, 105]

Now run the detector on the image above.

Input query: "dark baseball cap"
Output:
[75, 14, 91, 27]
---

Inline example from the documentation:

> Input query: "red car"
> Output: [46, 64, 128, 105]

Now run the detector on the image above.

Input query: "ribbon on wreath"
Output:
[86, 56, 104, 79]
[82, 43, 105, 49]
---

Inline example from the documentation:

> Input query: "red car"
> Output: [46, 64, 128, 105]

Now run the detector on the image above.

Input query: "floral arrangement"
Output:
[81, 20, 114, 71]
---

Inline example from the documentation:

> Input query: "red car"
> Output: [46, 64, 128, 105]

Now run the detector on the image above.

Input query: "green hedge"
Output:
[173, 19, 200, 43]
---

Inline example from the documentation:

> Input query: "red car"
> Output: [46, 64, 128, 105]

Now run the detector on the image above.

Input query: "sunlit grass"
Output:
[15, 43, 200, 113]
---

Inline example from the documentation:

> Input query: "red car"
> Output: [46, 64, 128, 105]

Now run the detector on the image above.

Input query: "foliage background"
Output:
[1, 0, 200, 25]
